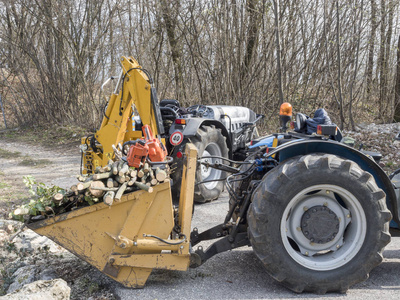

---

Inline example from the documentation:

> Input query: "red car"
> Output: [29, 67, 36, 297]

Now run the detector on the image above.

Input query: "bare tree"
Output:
[0, 0, 399, 130]
[336, 0, 344, 129]
[366, 0, 377, 101]
[349, 0, 364, 130]
[394, 34, 400, 121]
[272, 0, 284, 105]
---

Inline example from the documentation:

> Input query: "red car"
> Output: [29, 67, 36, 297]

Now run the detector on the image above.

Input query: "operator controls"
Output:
[301, 205, 340, 244]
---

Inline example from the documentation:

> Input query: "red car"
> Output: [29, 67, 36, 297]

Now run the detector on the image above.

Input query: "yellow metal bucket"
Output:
[27, 144, 197, 288]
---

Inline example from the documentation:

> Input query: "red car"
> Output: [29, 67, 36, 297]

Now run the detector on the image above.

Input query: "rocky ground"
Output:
[343, 122, 400, 173]
[0, 123, 399, 299]
[0, 219, 114, 299]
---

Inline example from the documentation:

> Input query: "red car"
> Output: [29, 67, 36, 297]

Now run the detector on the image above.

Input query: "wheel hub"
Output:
[301, 205, 340, 244]
[200, 154, 212, 178]
[282, 185, 364, 271]
[199, 143, 222, 190]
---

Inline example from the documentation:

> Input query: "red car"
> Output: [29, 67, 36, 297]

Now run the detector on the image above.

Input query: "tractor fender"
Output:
[273, 139, 399, 227]
[170, 118, 233, 158]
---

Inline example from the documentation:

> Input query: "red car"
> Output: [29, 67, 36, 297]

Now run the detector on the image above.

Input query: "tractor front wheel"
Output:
[248, 154, 392, 293]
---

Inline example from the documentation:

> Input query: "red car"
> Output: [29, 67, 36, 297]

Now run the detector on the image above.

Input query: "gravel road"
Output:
[1, 136, 400, 299]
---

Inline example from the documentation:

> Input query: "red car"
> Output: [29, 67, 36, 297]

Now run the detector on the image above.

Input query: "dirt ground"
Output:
[0, 130, 118, 299]
[0, 133, 81, 219]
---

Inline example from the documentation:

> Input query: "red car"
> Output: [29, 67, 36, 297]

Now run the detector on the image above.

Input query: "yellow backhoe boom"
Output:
[81, 56, 164, 174]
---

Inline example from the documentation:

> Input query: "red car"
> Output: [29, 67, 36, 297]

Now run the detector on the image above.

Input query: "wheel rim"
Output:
[280, 184, 367, 271]
[200, 143, 222, 190]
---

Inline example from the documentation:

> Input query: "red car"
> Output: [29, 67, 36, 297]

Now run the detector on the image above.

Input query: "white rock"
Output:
[0, 220, 20, 230]
[0, 279, 70, 300]
[7, 266, 37, 293]
[13, 229, 66, 254]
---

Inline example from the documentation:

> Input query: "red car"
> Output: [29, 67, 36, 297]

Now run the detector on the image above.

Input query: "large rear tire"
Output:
[248, 154, 392, 293]
[192, 125, 228, 203]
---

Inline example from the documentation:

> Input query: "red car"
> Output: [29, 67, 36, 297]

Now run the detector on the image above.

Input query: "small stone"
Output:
[38, 269, 57, 281]
[6, 225, 14, 234]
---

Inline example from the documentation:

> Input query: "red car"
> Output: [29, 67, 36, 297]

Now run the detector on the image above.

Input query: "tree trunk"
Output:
[160, 0, 186, 102]
[241, 0, 260, 82]
[272, 0, 284, 105]
[379, 0, 387, 120]
[336, 0, 344, 129]
[394, 34, 400, 121]
[383, 0, 394, 117]
[349, 0, 364, 130]
[366, 0, 377, 101]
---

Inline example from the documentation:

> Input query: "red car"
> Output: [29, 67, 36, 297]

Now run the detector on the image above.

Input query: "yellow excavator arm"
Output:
[81, 56, 164, 174]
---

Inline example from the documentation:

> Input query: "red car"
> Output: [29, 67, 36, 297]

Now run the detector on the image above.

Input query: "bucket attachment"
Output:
[27, 144, 198, 288]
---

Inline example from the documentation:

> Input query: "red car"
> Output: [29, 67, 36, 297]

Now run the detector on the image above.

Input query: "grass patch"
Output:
[0, 148, 21, 159]
[0, 182, 11, 189]
[0, 190, 30, 204]
[18, 158, 52, 167]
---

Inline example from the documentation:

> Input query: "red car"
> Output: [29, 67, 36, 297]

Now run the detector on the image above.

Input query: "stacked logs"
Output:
[61, 159, 170, 207]
[12, 158, 170, 222]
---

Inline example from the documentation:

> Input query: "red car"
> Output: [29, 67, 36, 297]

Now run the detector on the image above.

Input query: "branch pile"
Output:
[10, 159, 170, 223]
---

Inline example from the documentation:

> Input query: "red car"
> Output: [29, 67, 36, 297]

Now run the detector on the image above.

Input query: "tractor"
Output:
[24, 62, 400, 294]
[80, 56, 262, 203]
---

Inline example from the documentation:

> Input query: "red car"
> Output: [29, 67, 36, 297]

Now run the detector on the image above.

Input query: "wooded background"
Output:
[0, 0, 400, 131]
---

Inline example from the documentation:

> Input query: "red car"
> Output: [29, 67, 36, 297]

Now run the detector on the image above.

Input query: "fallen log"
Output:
[107, 178, 114, 188]
[112, 161, 119, 175]
[53, 193, 64, 204]
[128, 177, 137, 186]
[14, 207, 30, 216]
[134, 181, 153, 193]
[119, 163, 129, 176]
[77, 180, 93, 191]
[93, 171, 113, 181]
[155, 168, 167, 182]
[115, 182, 128, 201]
[103, 191, 115, 206]
[89, 181, 106, 198]
[90, 186, 119, 192]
